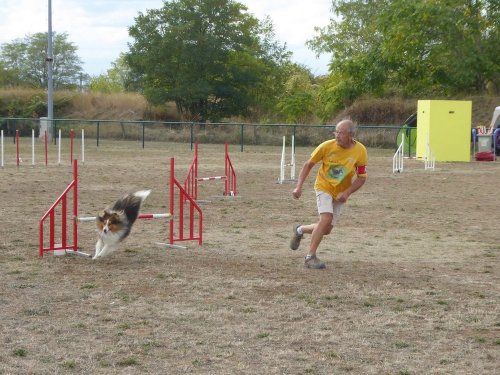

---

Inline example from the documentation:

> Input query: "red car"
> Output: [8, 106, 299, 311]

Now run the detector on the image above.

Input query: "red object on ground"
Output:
[475, 151, 495, 161]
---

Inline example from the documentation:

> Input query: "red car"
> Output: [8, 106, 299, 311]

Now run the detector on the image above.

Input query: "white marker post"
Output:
[58, 129, 61, 165]
[32, 129, 35, 167]
[81, 129, 85, 164]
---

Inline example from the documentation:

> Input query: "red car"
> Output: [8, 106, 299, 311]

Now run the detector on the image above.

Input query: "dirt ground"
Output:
[1, 138, 499, 374]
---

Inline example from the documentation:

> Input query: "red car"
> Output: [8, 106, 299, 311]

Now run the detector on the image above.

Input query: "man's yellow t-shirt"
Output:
[311, 139, 368, 199]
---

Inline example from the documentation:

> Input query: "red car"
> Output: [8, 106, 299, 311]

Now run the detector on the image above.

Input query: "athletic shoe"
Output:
[304, 255, 326, 269]
[290, 224, 303, 250]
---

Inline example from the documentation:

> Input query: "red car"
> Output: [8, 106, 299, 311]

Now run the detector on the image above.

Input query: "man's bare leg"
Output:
[301, 213, 333, 256]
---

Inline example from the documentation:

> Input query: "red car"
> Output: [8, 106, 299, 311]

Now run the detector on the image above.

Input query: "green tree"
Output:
[89, 53, 138, 93]
[376, 0, 499, 94]
[277, 65, 318, 124]
[308, 0, 499, 115]
[126, 0, 291, 122]
[0, 32, 84, 89]
[0, 61, 16, 86]
[244, 16, 293, 122]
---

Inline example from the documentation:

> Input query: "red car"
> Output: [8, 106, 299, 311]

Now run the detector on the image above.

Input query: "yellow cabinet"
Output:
[417, 100, 472, 162]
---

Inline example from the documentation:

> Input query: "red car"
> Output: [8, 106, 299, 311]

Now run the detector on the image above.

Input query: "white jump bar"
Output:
[77, 213, 172, 222]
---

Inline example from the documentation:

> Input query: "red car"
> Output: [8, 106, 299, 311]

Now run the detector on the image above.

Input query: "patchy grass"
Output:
[0, 140, 499, 374]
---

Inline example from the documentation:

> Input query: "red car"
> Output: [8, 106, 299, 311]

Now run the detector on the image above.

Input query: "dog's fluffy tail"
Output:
[134, 189, 151, 202]
[109, 190, 151, 225]
[125, 190, 151, 224]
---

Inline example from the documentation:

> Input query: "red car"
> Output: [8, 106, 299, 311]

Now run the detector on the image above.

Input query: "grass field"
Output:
[1, 138, 499, 374]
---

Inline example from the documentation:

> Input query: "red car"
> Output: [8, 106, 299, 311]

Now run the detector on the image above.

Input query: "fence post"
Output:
[1, 129, 4, 168]
[407, 127, 412, 158]
[7, 119, 11, 137]
[96, 121, 100, 147]
[190, 122, 194, 150]
[51, 119, 55, 144]
[142, 122, 145, 149]
[240, 124, 244, 152]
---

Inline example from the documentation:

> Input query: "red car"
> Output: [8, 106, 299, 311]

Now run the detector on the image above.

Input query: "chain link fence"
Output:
[0, 117, 407, 152]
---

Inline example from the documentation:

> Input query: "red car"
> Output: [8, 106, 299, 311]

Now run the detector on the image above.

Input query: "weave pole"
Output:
[56, 129, 81, 166]
[70, 129, 74, 165]
[81, 129, 85, 164]
[31, 129, 35, 167]
[393, 134, 405, 173]
[58, 129, 61, 165]
[44, 130, 48, 166]
[424, 138, 436, 171]
[1, 129, 52, 168]
[278, 135, 296, 184]
[16, 130, 20, 167]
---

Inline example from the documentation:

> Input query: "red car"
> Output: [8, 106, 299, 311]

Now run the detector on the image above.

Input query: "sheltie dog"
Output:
[93, 190, 151, 260]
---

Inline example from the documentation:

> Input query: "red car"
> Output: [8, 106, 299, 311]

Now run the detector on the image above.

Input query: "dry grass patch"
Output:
[0, 140, 499, 374]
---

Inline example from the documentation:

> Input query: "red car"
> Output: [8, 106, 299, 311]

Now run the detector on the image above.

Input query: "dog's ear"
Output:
[96, 212, 105, 230]
[97, 210, 109, 222]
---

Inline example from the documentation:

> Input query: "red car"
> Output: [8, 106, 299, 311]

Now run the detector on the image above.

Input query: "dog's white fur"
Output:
[93, 190, 150, 260]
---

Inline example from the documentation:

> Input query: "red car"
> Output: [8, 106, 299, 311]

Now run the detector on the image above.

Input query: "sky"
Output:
[0, 0, 333, 77]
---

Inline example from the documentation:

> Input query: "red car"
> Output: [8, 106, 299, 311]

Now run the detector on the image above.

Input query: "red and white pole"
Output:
[170, 157, 175, 245]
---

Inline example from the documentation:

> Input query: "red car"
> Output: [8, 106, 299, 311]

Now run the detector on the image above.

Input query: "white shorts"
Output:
[315, 191, 345, 225]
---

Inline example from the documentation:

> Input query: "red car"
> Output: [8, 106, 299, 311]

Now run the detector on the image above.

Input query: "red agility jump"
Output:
[39, 158, 202, 257]
[184, 142, 236, 201]
[169, 158, 203, 247]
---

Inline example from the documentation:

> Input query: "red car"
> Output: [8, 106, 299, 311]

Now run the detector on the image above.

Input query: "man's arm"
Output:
[336, 176, 366, 202]
[292, 159, 315, 199]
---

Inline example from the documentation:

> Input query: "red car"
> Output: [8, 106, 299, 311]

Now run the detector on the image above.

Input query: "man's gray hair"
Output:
[337, 119, 358, 136]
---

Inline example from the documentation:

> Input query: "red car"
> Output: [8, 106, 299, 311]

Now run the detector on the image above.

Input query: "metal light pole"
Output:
[47, 0, 54, 141]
